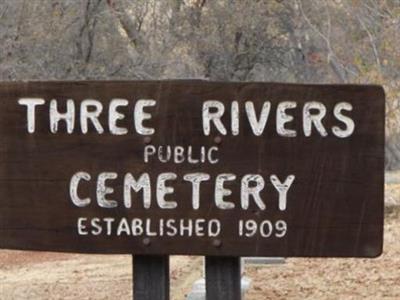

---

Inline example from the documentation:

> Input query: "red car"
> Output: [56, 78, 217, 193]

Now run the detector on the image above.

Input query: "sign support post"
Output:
[133, 255, 170, 300]
[205, 256, 242, 300]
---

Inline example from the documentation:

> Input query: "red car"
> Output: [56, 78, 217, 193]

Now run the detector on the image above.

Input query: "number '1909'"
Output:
[238, 220, 287, 238]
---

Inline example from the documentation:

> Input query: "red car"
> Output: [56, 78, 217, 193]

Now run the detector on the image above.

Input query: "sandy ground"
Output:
[1, 185, 399, 300]
[245, 204, 400, 300]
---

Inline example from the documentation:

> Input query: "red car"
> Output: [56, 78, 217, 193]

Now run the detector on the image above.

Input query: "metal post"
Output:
[133, 255, 170, 300]
[205, 256, 241, 300]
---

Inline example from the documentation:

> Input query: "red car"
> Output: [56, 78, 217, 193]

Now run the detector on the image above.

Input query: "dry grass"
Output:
[245, 206, 400, 300]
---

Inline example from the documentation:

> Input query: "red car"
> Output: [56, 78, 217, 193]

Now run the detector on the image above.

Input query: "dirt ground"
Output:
[1, 185, 399, 300]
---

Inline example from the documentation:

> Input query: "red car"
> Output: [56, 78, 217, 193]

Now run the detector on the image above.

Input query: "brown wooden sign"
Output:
[0, 81, 384, 257]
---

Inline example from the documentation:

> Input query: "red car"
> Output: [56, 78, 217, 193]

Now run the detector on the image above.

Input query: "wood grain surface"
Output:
[0, 81, 384, 257]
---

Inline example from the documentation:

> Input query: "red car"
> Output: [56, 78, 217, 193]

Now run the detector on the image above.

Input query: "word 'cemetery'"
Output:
[70, 171, 295, 211]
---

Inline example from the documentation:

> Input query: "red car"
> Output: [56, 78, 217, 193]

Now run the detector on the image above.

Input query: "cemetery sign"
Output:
[0, 81, 384, 257]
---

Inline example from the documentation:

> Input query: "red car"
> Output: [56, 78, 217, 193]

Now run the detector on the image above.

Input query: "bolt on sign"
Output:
[0, 81, 384, 257]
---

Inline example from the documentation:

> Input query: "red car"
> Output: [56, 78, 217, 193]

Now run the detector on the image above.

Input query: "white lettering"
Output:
[96, 172, 118, 208]
[215, 173, 236, 209]
[303, 101, 328, 137]
[245, 101, 271, 136]
[50, 99, 75, 133]
[332, 102, 355, 138]
[124, 173, 151, 209]
[183, 173, 210, 209]
[157, 173, 177, 209]
[134, 99, 156, 135]
[277, 101, 297, 137]
[18, 98, 45, 133]
[70, 171, 91, 207]
[109, 99, 128, 135]
[270, 174, 295, 211]
[202, 100, 227, 136]
[80, 99, 104, 134]
[241, 174, 266, 210]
